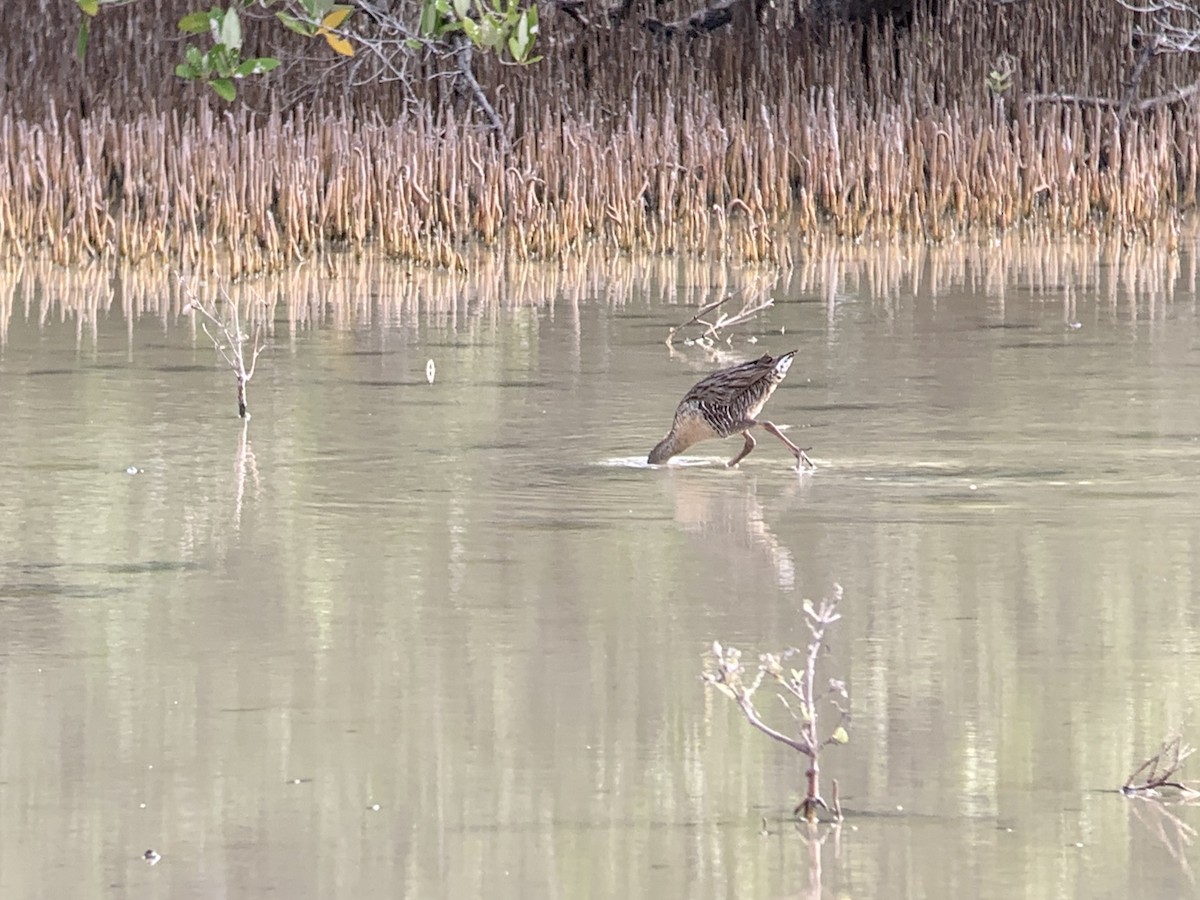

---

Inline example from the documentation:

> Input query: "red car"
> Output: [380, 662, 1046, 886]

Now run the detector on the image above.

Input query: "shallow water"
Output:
[1, 240, 1200, 898]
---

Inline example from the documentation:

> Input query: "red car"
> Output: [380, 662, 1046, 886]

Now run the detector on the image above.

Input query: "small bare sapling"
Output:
[704, 585, 850, 822]
[181, 279, 266, 419]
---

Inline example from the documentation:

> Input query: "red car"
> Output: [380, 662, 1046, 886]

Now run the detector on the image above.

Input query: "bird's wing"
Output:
[681, 354, 774, 407]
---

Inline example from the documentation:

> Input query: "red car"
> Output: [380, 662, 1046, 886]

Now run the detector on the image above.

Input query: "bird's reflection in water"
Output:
[665, 470, 809, 591]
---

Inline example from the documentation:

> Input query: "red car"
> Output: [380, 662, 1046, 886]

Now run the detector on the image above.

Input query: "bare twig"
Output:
[1117, 0, 1200, 117]
[1027, 81, 1200, 111]
[706, 644, 812, 753]
[452, 35, 508, 144]
[1118, 0, 1200, 54]
[252, 3, 509, 137]
[665, 292, 775, 347]
[1025, 3, 1200, 121]
[1124, 734, 1199, 796]
[665, 294, 737, 347]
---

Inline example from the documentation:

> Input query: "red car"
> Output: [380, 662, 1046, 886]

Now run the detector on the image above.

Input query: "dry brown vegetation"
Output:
[3, 0, 1200, 276]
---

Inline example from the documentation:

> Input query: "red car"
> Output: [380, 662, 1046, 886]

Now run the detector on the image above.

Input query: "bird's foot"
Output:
[796, 448, 815, 471]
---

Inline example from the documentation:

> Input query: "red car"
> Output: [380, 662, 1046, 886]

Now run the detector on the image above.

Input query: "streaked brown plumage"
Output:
[648, 350, 813, 468]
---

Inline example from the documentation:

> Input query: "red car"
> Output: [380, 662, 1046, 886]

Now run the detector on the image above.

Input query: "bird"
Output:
[647, 350, 814, 469]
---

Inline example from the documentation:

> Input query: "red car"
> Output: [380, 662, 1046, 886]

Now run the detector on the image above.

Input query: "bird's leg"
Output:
[761, 421, 816, 470]
[727, 431, 756, 467]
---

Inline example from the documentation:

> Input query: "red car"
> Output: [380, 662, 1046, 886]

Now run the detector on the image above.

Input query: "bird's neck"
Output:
[648, 432, 682, 465]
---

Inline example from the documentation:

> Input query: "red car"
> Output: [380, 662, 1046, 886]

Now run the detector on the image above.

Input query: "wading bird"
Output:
[648, 350, 814, 469]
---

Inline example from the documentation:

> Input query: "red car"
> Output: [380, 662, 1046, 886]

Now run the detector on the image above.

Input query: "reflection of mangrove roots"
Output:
[1123, 734, 1198, 797]
[181, 278, 267, 419]
[665, 292, 774, 347]
[704, 585, 850, 822]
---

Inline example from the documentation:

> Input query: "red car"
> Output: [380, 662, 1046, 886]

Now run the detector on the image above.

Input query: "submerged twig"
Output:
[665, 292, 775, 347]
[1124, 734, 1199, 797]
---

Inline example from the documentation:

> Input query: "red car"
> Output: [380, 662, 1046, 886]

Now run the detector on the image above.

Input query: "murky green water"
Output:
[1, 240, 1199, 898]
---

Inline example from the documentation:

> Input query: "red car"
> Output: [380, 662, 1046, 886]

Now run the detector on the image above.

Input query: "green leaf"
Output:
[404, 37, 423, 50]
[302, 0, 335, 17]
[178, 11, 213, 33]
[209, 45, 236, 77]
[419, 0, 439, 35]
[211, 78, 236, 102]
[452, 0, 471, 18]
[175, 63, 197, 79]
[235, 56, 280, 77]
[76, 20, 91, 59]
[277, 11, 315, 36]
[185, 44, 205, 69]
[509, 7, 537, 59]
[479, 18, 503, 50]
[219, 8, 243, 51]
[830, 726, 849, 745]
[459, 16, 481, 44]
[77, 0, 99, 16]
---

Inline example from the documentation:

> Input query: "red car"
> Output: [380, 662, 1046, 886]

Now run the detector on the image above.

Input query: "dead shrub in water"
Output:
[704, 585, 850, 822]
[180, 278, 268, 419]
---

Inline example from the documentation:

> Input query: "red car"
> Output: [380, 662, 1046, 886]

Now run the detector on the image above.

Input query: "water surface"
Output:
[1, 241, 1199, 898]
